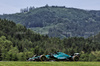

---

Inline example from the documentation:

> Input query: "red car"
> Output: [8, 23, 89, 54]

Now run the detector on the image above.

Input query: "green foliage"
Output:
[0, 6, 100, 38]
[91, 51, 100, 61]
[80, 51, 100, 61]
[0, 19, 100, 61]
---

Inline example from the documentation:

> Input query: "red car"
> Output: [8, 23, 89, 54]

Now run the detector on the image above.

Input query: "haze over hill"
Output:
[0, 5, 100, 38]
[1, 0, 100, 14]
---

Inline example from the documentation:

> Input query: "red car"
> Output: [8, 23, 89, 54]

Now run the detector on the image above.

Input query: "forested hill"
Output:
[0, 5, 100, 38]
[0, 19, 100, 61]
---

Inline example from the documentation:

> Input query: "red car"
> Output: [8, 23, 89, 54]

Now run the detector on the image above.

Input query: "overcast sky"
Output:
[0, 0, 100, 14]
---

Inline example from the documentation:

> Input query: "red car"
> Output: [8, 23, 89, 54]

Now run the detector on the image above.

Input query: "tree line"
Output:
[1, 6, 100, 38]
[0, 19, 100, 61]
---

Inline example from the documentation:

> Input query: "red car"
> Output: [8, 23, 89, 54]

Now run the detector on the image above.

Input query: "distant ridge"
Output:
[0, 5, 100, 38]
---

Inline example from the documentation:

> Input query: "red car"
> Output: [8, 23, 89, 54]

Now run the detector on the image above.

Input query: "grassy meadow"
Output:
[0, 61, 100, 66]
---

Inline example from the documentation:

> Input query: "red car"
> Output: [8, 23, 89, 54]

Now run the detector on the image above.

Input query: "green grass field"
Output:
[0, 61, 100, 66]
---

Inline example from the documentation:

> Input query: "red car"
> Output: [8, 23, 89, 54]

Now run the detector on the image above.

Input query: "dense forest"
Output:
[0, 5, 100, 38]
[0, 19, 100, 61]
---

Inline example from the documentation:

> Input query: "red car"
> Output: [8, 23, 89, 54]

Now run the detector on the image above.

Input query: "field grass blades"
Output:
[0, 61, 100, 66]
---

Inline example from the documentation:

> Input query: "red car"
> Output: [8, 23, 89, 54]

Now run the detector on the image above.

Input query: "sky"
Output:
[0, 0, 100, 14]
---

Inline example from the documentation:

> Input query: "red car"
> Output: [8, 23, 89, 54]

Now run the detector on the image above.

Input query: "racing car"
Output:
[28, 52, 80, 61]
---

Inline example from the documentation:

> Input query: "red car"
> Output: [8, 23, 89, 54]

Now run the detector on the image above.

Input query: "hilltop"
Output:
[0, 5, 100, 38]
